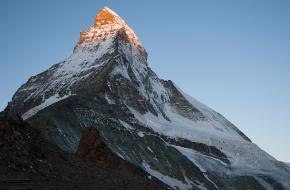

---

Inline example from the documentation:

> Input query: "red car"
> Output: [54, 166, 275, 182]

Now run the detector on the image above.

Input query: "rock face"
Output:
[5, 7, 290, 190]
[0, 115, 165, 190]
[77, 126, 110, 161]
[77, 126, 158, 177]
[94, 7, 125, 27]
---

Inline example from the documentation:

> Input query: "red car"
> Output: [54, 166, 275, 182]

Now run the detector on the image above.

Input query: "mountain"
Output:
[4, 7, 290, 190]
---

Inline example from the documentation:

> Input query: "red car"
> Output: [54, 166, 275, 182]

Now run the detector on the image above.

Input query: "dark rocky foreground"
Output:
[0, 115, 165, 190]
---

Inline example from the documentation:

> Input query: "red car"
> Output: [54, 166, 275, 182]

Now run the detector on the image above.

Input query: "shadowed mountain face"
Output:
[0, 115, 165, 190]
[76, 126, 161, 178]
[4, 7, 290, 190]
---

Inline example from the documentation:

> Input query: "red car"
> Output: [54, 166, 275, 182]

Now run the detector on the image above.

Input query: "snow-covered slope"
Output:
[6, 7, 290, 190]
[7, 7, 146, 118]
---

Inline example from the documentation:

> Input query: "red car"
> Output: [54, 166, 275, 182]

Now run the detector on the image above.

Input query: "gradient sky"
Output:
[0, 0, 289, 162]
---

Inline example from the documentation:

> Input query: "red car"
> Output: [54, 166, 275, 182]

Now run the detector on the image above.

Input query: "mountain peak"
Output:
[75, 7, 147, 60]
[94, 7, 125, 27]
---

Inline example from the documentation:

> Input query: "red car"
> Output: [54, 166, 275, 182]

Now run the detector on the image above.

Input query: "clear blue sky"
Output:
[0, 0, 289, 162]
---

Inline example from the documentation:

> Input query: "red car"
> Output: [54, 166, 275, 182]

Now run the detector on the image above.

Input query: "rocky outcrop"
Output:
[77, 126, 158, 178]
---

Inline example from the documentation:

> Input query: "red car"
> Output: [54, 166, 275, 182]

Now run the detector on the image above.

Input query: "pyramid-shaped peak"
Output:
[94, 7, 125, 28]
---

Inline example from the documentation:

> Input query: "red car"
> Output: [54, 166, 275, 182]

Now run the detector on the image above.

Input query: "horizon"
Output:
[0, 1, 289, 162]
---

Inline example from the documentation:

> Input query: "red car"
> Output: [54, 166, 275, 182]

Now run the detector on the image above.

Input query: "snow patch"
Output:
[105, 95, 115, 104]
[119, 120, 134, 130]
[147, 146, 153, 153]
[110, 64, 131, 80]
[127, 105, 243, 146]
[142, 162, 193, 190]
[137, 131, 144, 137]
[172, 145, 207, 173]
[22, 94, 69, 120]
